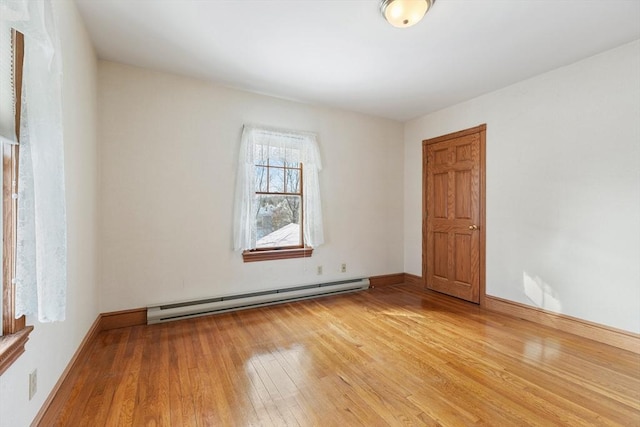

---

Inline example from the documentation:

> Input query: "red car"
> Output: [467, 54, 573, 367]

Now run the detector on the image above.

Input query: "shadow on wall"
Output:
[523, 271, 562, 313]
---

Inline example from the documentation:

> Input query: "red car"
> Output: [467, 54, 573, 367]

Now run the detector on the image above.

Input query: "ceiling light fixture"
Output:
[380, 0, 435, 28]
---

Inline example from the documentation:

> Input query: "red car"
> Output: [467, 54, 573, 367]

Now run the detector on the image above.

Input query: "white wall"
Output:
[404, 40, 640, 334]
[98, 61, 404, 312]
[0, 1, 99, 426]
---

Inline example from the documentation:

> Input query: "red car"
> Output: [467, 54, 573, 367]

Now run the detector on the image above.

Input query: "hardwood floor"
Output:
[44, 284, 640, 426]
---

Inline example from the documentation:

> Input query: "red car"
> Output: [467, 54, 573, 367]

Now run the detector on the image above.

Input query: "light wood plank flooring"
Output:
[44, 284, 640, 426]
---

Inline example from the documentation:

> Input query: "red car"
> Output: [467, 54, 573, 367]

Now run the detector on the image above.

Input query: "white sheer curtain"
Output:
[1, 0, 67, 322]
[233, 125, 324, 251]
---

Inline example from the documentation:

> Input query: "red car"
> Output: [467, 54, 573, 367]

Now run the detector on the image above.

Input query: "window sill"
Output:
[0, 325, 34, 376]
[243, 247, 314, 262]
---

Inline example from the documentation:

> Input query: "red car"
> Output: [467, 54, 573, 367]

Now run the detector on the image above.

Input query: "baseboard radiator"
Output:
[147, 278, 370, 325]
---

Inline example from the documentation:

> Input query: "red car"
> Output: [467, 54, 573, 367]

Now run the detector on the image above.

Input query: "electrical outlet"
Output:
[341, 263, 347, 273]
[317, 265, 323, 275]
[29, 369, 37, 400]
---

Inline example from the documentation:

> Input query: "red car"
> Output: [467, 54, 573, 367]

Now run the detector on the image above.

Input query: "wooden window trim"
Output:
[0, 325, 33, 375]
[242, 247, 314, 263]
[245, 160, 310, 261]
[0, 30, 31, 376]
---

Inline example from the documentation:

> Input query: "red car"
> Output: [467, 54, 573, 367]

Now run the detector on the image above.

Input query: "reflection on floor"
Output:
[46, 283, 639, 426]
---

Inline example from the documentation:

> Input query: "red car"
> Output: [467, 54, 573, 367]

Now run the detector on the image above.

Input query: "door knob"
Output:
[468, 224, 478, 230]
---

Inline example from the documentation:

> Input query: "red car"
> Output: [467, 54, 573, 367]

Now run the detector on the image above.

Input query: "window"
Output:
[1, 0, 67, 375]
[255, 159, 303, 249]
[0, 27, 32, 375]
[234, 125, 324, 262]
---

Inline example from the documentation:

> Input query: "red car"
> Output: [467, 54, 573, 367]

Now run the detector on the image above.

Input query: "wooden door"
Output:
[423, 125, 485, 304]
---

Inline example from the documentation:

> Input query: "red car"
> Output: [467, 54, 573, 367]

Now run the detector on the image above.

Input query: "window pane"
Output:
[254, 144, 267, 164]
[269, 157, 285, 167]
[285, 168, 300, 193]
[269, 166, 285, 193]
[255, 195, 302, 248]
[255, 166, 267, 192]
[268, 147, 285, 164]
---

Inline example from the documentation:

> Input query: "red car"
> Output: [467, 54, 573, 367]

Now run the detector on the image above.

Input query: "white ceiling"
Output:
[74, 0, 640, 121]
